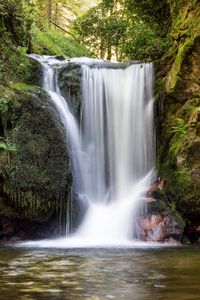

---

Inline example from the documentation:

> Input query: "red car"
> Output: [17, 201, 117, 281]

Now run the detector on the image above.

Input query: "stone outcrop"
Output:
[134, 182, 185, 244]
[156, 0, 200, 229]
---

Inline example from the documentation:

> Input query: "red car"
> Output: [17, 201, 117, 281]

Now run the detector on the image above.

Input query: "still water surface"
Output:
[0, 247, 199, 300]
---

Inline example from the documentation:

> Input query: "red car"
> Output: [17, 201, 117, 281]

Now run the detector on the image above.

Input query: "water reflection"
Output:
[0, 247, 200, 300]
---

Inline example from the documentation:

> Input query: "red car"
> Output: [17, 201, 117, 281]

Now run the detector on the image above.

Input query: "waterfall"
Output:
[29, 55, 156, 247]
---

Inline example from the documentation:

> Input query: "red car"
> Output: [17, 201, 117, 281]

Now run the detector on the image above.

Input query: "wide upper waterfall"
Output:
[29, 55, 156, 247]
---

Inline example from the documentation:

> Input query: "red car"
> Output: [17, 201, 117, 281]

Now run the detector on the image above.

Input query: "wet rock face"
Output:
[0, 215, 61, 244]
[58, 63, 82, 120]
[181, 38, 200, 97]
[136, 214, 183, 243]
[28, 57, 43, 86]
[169, 38, 200, 103]
[135, 186, 185, 244]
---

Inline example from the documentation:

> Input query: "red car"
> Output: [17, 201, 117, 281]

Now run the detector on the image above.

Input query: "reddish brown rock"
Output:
[135, 214, 183, 242]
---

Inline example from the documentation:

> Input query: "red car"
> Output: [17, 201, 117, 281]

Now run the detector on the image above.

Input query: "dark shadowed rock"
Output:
[58, 63, 82, 120]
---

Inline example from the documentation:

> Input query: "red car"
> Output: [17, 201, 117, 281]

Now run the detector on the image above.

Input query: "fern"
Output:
[171, 118, 188, 137]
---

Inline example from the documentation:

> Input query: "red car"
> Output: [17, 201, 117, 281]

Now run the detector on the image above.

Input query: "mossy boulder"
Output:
[0, 83, 71, 225]
[26, 57, 43, 86]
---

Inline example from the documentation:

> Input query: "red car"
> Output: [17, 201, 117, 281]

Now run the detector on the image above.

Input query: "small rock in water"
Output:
[55, 55, 65, 61]
[163, 237, 181, 246]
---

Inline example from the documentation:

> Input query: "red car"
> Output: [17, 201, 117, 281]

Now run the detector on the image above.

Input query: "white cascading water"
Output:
[26, 55, 156, 247]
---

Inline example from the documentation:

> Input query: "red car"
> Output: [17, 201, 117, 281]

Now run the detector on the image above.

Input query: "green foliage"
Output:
[176, 165, 190, 185]
[158, 160, 190, 195]
[120, 23, 170, 61]
[10, 47, 31, 79]
[0, 0, 32, 48]
[32, 0, 97, 29]
[169, 139, 182, 157]
[0, 97, 9, 114]
[73, 3, 127, 60]
[72, 0, 171, 61]
[11, 82, 38, 93]
[0, 0, 32, 84]
[163, 117, 188, 158]
[0, 46, 31, 84]
[125, 0, 170, 27]
[31, 24, 91, 57]
[0, 140, 16, 152]
[171, 118, 188, 137]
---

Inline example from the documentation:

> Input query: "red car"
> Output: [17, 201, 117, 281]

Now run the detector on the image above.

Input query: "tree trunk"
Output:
[54, 2, 58, 28]
[100, 39, 105, 59]
[107, 5, 113, 60]
[47, 0, 52, 26]
[107, 45, 112, 60]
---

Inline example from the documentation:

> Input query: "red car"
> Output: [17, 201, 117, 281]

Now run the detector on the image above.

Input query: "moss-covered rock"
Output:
[0, 83, 71, 228]
[157, 0, 200, 224]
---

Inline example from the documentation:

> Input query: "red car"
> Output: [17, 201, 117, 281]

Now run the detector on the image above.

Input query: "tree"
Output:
[73, 1, 128, 60]
[124, 0, 170, 28]
[0, 0, 33, 49]
[47, 0, 52, 24]
[32, 0, 98, 30]
[72, 0, 171, 61]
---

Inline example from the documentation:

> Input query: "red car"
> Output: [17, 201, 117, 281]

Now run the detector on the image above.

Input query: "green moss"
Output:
[170, 202, 186, 227]
[0, 87, 70, 222]
[154, 78, 165, 102]
[166, 39, 194, 93]
[157, 99, 200, 219]
[11, 82, 38, 93]
[0, 139, 16, 152]
[157, 153, 199, 218]
[157, 1, 200, 223]
[151, 190, 168, 213]
[181, 98, 200, 118]
[169, 138, 182, 157]
[164, 0, 200, 94]
[0, 46, 31, 85]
